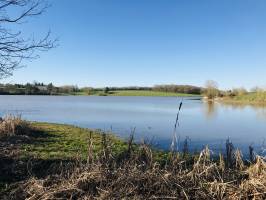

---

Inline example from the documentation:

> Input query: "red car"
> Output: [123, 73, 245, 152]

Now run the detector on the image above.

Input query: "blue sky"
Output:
[4, 0, 266, 89]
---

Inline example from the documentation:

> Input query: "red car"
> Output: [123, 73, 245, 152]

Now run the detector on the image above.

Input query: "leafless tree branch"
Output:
[0, 0, 56, 78]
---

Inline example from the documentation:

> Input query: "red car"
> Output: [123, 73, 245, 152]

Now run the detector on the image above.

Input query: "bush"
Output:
[232, 87, 248, 96]
[203, 80, 220, 99]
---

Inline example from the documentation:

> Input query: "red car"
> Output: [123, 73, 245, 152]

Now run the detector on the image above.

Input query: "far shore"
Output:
[202, 96, 266, 107]
[0, 90, 201, 97]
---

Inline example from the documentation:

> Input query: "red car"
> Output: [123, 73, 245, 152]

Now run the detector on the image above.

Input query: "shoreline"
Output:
[203, 96, 266, 106]
[0, 90, 201, 97]
[0, 93, 200, 97]
[1, 120, 262, 161]
[218, 98, 266, 106]
[1, 121, 265, 199]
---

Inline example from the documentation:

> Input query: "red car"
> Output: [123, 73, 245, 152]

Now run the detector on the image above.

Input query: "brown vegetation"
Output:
[2, 136, 266, 200]
[0, 116, 30, 138]
[203, 80, 220, 99]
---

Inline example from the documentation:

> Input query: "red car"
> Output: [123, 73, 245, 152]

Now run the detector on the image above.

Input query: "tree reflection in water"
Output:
[204, 101, 217, 119]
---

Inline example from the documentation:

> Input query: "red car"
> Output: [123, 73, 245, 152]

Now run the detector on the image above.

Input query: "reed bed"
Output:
[4, 134, 266, 200]
[0, 115, 30, 138]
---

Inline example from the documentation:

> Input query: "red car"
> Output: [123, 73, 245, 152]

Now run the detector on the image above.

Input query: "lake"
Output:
[1, 95, 265, 156]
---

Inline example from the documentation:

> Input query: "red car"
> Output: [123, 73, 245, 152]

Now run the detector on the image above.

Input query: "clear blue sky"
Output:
[4, 0, 266, 89]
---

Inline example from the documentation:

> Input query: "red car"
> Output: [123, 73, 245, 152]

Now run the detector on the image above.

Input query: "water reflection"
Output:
[256, 108, 266, 121]
[220, 101, 266, 109]
[203, 101, 217, 119]
[219, 101, 266, 121]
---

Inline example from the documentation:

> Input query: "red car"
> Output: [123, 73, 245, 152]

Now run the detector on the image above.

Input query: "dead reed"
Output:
[4, 134, 266, 200]
[171, 99, 183, 153]
[0, 115, 30, 138]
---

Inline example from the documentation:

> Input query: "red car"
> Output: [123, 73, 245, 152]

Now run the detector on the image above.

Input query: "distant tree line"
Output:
[153, 85, 203, 94]
[86, 85, 204, 95]
[106, 86, 152, 91]
[0, 83, 206, 96]
[2, 82, 264, 100]
[202, 80, 250, 99]
[0, 82, 79, 95]
[202, 80, 266, 102]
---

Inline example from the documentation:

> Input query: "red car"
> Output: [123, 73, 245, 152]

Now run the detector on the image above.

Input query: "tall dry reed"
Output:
[0, 115, 30, 138]
[4, 134, 266, 200]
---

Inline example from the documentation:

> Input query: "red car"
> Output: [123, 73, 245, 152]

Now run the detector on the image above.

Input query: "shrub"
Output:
[203, 80, 220, 99]
[232, 87, 248, 96]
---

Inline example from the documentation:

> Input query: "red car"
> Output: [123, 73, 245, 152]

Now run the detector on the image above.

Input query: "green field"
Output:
[107, 90, 199, 97]
[73, 90, 200, 97]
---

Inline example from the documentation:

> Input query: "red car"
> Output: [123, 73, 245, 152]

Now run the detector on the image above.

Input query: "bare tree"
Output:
[204, 80, 219, 99]
[0, 0, 56, 78]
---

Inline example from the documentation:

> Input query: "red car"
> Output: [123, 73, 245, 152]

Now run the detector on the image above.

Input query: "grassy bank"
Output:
[220, 92, 266, 105]
[106, 90, 199, 97]
[73, 90, 200, 97]
[0, 119, 128, 193]
[22, 122, 128, 160]
[0, 118, 266, 199]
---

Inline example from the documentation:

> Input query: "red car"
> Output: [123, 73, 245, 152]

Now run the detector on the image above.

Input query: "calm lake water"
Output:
[1, 95, 266, 156]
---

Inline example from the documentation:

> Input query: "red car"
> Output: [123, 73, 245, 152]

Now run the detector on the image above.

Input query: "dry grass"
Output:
[4, 136, 266, 200]
[0, 115, 30, 138]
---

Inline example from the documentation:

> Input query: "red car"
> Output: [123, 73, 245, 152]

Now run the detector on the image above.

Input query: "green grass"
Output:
[71, 90, 200, 97]
[0, 122, 129, 192]
[221, 92, 266, 105]
[22, 122, 170, 162]
[22, 122, 127, 160]
[107, 90, 199, 97]
[34, 89, 200, 97]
